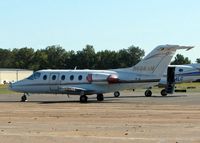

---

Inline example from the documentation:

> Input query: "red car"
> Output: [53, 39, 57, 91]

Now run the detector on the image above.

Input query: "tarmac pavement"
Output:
[0, 91, 200, 143]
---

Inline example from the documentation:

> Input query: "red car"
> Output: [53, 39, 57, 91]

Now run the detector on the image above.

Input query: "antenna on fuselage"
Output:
[74, 66, 77, 70]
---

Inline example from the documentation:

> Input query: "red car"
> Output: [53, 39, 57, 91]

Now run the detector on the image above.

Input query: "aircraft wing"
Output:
[60, 86, 95, 94]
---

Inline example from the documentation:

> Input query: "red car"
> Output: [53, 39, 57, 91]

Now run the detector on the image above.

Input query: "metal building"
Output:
[0, 69, 33, 84]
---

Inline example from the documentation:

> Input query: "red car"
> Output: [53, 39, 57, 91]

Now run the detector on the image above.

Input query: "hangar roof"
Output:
[0, 68, 33, 72]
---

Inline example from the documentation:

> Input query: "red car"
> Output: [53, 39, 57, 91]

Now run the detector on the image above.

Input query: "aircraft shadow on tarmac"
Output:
[0, 94, 187, 104]
[104, 95, 187, 98]
[38, 94, 187, 104]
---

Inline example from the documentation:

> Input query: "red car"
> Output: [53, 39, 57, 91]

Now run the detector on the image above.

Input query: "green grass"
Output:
[0, 84, 17, 94]
[175, 82, 200, 93]
[130, 82, 200, 93]
[176, 82, 200, 88]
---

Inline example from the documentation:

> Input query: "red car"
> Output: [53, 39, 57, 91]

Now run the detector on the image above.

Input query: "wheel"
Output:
[80, 95, 88, 103]
[145, 90, 152, 97]
[97, 94, 104, 101]
[21, 94, 27, 102]
[161, 89, 167, 96]
[114, 91, 120, 97]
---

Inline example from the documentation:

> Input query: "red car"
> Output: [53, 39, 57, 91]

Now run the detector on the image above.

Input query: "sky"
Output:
[0, 0, 199, 62]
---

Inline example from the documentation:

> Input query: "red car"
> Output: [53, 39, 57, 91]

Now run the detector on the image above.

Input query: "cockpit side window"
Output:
[27, 74, 34, 80]
[34, 72, 41, 79]
[27, 72, 41, 80]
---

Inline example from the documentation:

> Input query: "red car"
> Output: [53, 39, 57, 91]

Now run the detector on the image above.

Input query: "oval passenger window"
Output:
[52, 75, 56, 80]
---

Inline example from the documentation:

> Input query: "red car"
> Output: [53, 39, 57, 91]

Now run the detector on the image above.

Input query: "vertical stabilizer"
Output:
[131, 45, 193, 77]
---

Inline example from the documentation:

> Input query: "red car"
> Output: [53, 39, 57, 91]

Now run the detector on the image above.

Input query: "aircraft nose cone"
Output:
[8, 82, 13, 90]
[8, 80, 26, 93]
[8, 82, 19, 92]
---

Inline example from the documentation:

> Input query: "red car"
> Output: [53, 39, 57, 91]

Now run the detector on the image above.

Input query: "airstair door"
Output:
[166, 67, 175, 94]
[49, 73, 60, 92]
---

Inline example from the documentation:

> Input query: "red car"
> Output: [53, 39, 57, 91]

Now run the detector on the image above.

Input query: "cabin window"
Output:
[43, 75, 47, 80]
[52, 75, 56, 80]
[61, 75, 65, 80]
[179, 69, 183, 72]
[78, 75, 82, 80]
[70, 75, 74, 80]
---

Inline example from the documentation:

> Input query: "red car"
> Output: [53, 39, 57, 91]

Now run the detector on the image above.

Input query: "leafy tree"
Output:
[196, 58, 200, 63]
[31, 49, 48, 70]
[12, 47, 35, 69]
[96, 50, 119, 69]
[44, 45, 66, 69]
[74, 45, 96, 69]
[118, 49, 129, 67]
[118, 45, 145, 67]
[127, 46, 145, 66]
[0, 44, 146, 70]
[0, 49, 12, 68]
[171, 54, 191, 65]
[65, 50, 78, 69]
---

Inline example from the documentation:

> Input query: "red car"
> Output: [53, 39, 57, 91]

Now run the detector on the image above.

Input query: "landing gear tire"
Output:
[80, 95, 88, 103]
[97, 94, 104, 101]
[145, 90, 152, 97]
[161, 89, 167, 96]
[114, 91, 120, 97]
[21, 94, 27, 102]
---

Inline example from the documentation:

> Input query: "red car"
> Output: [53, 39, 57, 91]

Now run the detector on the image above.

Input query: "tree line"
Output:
[0, 45, 145, 71]
[0, 44, 195, 71]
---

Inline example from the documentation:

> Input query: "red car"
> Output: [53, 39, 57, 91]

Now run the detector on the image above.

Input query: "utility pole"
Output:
[16, 70, 19, 81]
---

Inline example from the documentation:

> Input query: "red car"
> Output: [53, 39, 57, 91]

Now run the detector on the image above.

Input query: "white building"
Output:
[0, 69, 33, 84]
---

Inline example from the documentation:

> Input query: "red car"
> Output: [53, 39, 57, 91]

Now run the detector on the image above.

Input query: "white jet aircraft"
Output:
[114, 64, 200, 97]
[159, 64, 200, 96]
[9, 45, 193, 103]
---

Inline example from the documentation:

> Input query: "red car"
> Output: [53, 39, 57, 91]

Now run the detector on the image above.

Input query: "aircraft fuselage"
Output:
[10, 69, 159, 95]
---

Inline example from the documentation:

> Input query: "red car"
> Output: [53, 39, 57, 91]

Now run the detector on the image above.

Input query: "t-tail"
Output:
[131, 45, 193, 76]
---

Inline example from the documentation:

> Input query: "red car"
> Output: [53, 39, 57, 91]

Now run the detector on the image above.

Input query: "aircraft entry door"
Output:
[49, 73, 60, 92]
[166, 67, 175, 94]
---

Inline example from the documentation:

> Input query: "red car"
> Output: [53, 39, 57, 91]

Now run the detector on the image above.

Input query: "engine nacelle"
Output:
[107, 74, 119, 83]
[86, 73, 119, 84]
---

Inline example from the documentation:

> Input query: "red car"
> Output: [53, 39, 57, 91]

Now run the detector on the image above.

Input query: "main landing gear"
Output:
[97, 94, 104, 101]
[79, 94, 104, 103]
[144, 89, 168, 97]
[113, 89, 167, 97]
[21, 93, 28, 102]
[80, 95, 88, 103]
[113, 89, 135, 98]
[160, 89, 168, 96]
[114, 91, 120, 97]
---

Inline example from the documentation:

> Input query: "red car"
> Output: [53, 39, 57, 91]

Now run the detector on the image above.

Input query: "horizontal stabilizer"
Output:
[131, 44, 194, 76]
[156, 45, 194, 51]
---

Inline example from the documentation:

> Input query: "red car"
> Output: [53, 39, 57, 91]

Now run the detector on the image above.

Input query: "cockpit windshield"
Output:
[27, 72, 41, 80]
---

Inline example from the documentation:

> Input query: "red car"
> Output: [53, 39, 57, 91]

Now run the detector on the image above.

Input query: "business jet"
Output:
[158, 63, 200, 96]
[114, 63, 200, 97]
[9, 45, 193, 103]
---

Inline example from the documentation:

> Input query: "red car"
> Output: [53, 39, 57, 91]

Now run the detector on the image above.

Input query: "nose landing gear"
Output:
[145, 89, 152, 97]
[97, 94, 104, 101]
[80, 95, 88, 103]
[21, 93, 28, 102]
